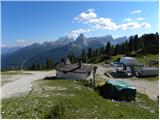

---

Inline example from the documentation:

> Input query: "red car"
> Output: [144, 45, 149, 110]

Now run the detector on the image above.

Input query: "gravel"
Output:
[1, 71, 55, 99]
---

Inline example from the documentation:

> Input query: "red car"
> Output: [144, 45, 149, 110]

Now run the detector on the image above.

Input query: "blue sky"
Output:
[1, 1, 158, 47]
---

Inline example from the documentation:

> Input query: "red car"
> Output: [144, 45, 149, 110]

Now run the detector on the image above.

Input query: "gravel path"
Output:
[118, 78, 159, 100]
[1, 71, 55, 99]
[96, 65, 159, 100]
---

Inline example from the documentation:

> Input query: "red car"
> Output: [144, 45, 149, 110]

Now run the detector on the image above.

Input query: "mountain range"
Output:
[1, 46, 22, 55]
[1, 34, 128, 70]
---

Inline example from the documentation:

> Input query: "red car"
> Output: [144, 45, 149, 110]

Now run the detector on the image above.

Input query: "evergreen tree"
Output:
[124, 41, 130, 56]
[81, 49, 86, 63]
[46, 58, 53, 69]
[128, 36, 134, 53]
[31, 64, 36, 70]
[68, 53, 77, 63]
[133, 35, 139, 51]
[95, 48, 100, 57]
[110, 45, 114, 56]
[114, 45, 118, 56]
[37, 64, 40, 70]
[105, 41, 111, 56]
[87, 48, 93, 59]
[99, 47, 104, 56]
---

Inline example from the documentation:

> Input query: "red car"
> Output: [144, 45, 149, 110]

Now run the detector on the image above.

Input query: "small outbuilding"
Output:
[55, 60, 97, 81]
[120, 57, 138, 66]
[99, 80, 137, 101]
[139, 67, 158, 77]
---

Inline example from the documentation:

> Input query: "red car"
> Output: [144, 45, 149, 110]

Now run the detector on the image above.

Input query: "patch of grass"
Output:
[97, 55, 123, 66]
[1, 80, 12, 86]
[1, 71, 31, 75]
[136, 54, 159, 68]
[97, 54, 159, 68]
[139, 76, 159, 81]
[127, 76, 159, 81]
[1, 79, 159, 119]
[96, 79, 105, 86]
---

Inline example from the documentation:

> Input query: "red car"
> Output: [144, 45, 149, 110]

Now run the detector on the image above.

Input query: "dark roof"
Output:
[55, 63, 97, 73]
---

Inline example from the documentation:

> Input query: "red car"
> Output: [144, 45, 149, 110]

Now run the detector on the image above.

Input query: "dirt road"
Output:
[96, 65, 159, 100]
[1, 70, 55, 99]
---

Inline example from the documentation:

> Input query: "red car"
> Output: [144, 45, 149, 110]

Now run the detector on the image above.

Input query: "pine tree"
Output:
[110, 45, 114, 56]
[133, 35, 139, 51]
[114, 45, 118, 56]
[68, 53, 77, 63]
[87, 48, 93, 59]
[81, 49, 86, 63]
[99, 47, 104, 56]
[105, 41, 111, 57]
[37, 64, 40, 70]
[128, 36, 134, 53]
[31, 64, 36, 70]
[46, 58, 53, 69]
[124, 41, 130, 56]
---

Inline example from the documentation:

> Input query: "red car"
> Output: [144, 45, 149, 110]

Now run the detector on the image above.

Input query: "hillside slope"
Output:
[2, 34, 127, 70]
[1, 79, 158, 119]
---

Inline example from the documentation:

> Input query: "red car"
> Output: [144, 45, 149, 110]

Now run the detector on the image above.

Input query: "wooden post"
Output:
[93, 66, 97, 90]
[130, 66, 136, 77]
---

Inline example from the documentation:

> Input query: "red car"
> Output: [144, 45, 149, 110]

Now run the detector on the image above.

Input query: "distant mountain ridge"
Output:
[1, 46, 22, 55]
[1, 34, 128, 69]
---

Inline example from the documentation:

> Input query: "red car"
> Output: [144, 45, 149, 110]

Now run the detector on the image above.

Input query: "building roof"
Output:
[121, 57, 136, 60]
[106, 80, 136, 90]
[55, 63, 97, 73]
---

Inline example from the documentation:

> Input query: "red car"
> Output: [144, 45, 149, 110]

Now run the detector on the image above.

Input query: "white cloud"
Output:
[16, 40, 26, 44]
[1, 43, 6, 48]
[124, 18, 132, 22]
[66, 28, 91, 38]
[88, 8, 95, 13]
[141, 22, 151, 28]
[74, 9, 118, 30]
[92, 17, 118, 30]
[136, 17, 144, 21]
[131, 10, 141, 14]
[74, 8, 97, 22]
[67, 8, 151, 36]
[119, 22, 151, 30]
[124, 17, 144, 22]
[119, 22, 141, 30]
[16, 39, 32, 46]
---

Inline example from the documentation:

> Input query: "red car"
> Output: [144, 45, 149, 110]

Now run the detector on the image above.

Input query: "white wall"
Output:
[56, 70, 94, 80]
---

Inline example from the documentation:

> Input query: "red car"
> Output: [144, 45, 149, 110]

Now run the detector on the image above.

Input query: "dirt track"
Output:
[1, 71, 55, 99]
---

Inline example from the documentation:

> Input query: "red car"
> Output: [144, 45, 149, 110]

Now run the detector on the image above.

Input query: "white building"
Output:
[139, 67, 158, 77]
[55, 61, 97, 81]
[120, 57, 138, 66]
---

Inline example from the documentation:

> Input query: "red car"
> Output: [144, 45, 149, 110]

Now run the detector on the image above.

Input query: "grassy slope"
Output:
[97, 54, 158, 66]
[1, 79, 158, 119]
[1, 71, 31, 75]
[136, 54, 159, 67]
